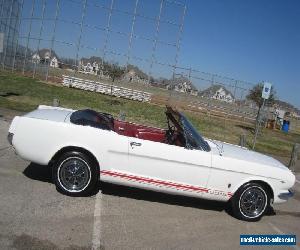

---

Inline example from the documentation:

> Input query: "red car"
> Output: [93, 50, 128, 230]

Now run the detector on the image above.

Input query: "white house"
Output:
[174, 81, 198, 96]
[79, 57, 101, 75]
[200, 85, 235, 103]
[123, 69, 148, 84]
[32, 49, 59, 68]
[50, 57, 59, 68]
[169, 76, 198, 96]
[213, 87, 234, 103]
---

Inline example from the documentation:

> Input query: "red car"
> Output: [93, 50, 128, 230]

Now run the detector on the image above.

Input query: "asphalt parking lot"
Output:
[0, 114, 300, 250]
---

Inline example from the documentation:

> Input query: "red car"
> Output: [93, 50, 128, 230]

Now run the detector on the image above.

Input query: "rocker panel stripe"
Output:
[100, 170, 233, 198]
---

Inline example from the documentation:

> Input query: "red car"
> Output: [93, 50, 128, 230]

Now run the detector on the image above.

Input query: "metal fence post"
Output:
[172, 2, 186, 84]
[100, 0, 114, 81]
[52, 98, 60, 107]
[239, 134, 246, 147]
[1, 0, 14, 69]
[233, 80, 238, 101]
[46, 0, 60, 82]
[12, 0, 24, 73]
[126, 0, 139, 72]
[22, 0, 35, 75]
[288, 143, 299, 172]
[148, 0, 163, 85]
[0, 0, 6, 66]
[33, 0, 46, 78]
[0, 0, 5, 25]
[73, 0, 87, 78]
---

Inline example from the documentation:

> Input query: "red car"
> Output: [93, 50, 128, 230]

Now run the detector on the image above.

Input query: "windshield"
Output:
[180, 115, 211, 152]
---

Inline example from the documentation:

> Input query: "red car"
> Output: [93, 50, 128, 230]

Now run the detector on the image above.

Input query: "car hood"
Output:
[207, 139, 287, 170]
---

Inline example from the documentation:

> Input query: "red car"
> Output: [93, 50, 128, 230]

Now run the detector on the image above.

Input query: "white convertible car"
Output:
[8, 105, 295, 221]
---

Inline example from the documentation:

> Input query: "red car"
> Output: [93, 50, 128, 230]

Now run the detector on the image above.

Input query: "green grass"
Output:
[0, 72, 166, 127]
[253, 128, 300, 157]
[1, 71, 299, 158]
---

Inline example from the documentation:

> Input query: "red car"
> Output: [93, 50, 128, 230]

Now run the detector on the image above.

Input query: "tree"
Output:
[247, 82, 276, 121]
[247, 82, 276, 109]
[247, 83, 276, 149]
[60, 57, 75, 69]
[106, 64, 124, 82]
[149, 76, 155, 84]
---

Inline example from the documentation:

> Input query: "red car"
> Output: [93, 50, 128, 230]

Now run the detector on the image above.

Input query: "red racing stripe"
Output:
[101, 170, 208, 193]
[100, 170, 233, 198]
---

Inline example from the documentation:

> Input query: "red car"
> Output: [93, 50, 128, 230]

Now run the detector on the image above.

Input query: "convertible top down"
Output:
[8, 105, 295, 221]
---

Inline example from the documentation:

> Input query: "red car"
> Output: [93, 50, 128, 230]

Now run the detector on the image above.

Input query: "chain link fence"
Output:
[2, 0, 299, 139]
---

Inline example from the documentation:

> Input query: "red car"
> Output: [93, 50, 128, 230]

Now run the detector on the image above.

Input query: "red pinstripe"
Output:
[101, 170, 208, 192]
[100, 170, 233, 199]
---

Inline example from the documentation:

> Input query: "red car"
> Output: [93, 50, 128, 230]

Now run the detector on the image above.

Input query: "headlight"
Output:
[7, 132, 14, 145]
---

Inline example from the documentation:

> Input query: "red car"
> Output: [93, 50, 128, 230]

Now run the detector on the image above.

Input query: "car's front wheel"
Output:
[53, 151, 99, 196]
[231, 183, 270, 221]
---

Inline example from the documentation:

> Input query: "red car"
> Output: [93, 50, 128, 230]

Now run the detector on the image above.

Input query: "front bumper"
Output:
[278, 189, 294, 201]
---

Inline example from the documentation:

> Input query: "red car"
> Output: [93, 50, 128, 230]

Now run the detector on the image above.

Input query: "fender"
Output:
[230, 176, 274, 200]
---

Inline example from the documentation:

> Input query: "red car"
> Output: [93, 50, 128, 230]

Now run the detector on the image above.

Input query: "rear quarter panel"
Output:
[12, 116, 115, 167]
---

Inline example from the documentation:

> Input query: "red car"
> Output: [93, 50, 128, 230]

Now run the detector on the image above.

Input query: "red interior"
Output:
[114, 120, 166, 143]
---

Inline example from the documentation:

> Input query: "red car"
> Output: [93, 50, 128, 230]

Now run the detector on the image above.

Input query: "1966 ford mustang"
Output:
[8, 105, 295, 221]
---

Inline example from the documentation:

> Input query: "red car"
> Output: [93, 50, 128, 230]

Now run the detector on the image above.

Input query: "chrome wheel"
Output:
[58, 157, 91, 192]
[239, 186, 267, 219]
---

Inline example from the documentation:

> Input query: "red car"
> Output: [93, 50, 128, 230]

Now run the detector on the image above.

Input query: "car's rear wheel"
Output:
[53, 151, 99, 196]
[231, 183, 269, 221]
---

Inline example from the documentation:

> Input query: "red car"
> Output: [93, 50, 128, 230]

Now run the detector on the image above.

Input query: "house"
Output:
[79, 57, 102, 75]
[32, 49, 59, 68]
[200, 84, 234, 103]
[274, 100, 300, 119]
[123, 65, 148, 84]
[165, 76, 198, 96]
[291, 111, 300, 119]
[174, 81, 198, 96]
[123, 69, 148, 84]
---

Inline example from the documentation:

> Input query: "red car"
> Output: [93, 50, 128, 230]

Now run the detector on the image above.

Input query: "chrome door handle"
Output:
[130, 142, 142, 147]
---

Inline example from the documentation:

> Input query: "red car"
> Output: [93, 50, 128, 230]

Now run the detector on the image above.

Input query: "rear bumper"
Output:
[278, 189, 294, 201]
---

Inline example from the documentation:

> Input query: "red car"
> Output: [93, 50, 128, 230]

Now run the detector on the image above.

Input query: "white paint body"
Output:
[8, 106, 295, 203]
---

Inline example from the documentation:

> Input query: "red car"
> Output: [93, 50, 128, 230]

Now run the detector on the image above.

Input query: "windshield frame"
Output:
[165, 106, 211, 152]
[180, 114, 211, 152]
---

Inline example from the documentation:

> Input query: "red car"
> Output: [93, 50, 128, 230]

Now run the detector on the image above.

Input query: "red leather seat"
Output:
[135, 130, 165, 143]
[114, 120, 166, 143]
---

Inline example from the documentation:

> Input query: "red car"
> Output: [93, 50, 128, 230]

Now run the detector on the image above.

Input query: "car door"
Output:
[103, 131, 129, 172]
[127, 137, 212, 191]
[88, 128, 129, 172]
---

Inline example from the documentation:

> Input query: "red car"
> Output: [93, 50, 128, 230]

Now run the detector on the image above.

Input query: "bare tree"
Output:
[106, 64, 125, 82]
[247, 82, 276, 123]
